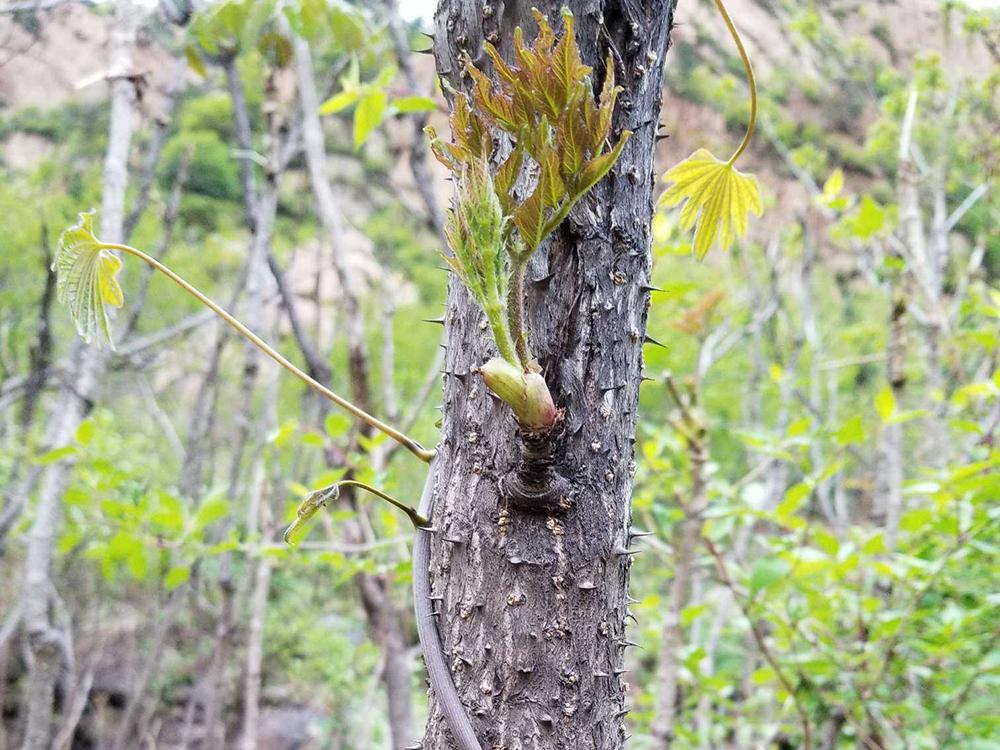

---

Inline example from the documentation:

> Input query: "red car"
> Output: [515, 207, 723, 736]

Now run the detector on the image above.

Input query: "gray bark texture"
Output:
[423, 2, 675, 748]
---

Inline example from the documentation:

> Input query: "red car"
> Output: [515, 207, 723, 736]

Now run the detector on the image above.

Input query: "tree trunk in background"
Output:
[19, 7, 137, 748]
[881, 90, 918, 553]
[239, 359, 280, 750]
[292, 34, 372, 411]
[651, 422, 706, 748]
[383, 0, 447, 240]
[356, 575, 416, 748]
[424, 3, 674, 747]
[293, 34, 418, 748]
[19, 231, 54, 434]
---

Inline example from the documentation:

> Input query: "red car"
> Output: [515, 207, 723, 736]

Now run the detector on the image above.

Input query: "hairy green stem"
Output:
[507, 260, 530, 367]
[102, 242, 435, 463]
[714, 0, 757, 166]
[487, 301, 520, 367]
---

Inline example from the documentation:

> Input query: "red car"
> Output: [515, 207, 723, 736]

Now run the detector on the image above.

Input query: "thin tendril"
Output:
[103, 242, 435, 464]
[337, 480, 430, 528]
[714, 0, 757, 166]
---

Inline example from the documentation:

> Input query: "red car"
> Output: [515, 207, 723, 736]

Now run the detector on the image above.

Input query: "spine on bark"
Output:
[428, 7, 629, 511]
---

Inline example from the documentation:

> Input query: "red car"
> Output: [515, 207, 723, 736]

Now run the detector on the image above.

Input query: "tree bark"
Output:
[422, 3, 674, 747]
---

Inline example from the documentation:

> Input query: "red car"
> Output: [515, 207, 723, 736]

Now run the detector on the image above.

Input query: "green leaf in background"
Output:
[393, 95, 437, 114]
[775, 482, 810, 521]
[164, 566, 191, 591]
[750, 555, 789, 595]
[822, 168, 843, 199]
[819, 167, 850, 210]
[319, 89, 359, 114]
[845, 194, 887, 239]
[75, 419, 96, 446]
[329, 5, 366, 51]
[33, 445, 77, 465]
[835, 415, 866, 446]
[193, 497, 231, 532]
[324, 412, 351, 438]
[53, 210, 125, 349]
[184, 44, 207, 77]
[875, 384, 897, 421]
[354, 89, 388, 149]
[680, 603, 708, 626]
[270, 420, 297, 447]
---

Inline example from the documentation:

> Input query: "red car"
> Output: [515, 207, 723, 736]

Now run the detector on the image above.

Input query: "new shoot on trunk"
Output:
[428, 7, 630, 432]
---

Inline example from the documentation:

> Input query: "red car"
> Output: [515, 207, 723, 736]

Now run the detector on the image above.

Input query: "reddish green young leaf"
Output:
[495, 145, 525, 214]
[512, 188, 546, 252]
[551, 10, 592, 105]
[571, 130, 631, 204]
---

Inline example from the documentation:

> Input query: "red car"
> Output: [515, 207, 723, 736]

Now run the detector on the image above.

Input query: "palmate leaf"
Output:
[660, 149, 762, 260]
[53, 210, 125, 349]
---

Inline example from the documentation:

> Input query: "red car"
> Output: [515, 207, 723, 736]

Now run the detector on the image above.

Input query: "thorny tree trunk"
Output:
[19, 7, 137, 748]
[424, 3, 674, 747]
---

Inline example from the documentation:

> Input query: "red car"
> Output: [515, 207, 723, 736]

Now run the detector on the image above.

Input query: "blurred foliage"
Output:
[0, 0, 997, 748]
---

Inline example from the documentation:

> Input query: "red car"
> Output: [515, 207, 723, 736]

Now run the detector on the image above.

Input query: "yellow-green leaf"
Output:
[822, 168, 844, 200]
[875, 385, 897, 421]
[164, 566, 190, 591]
[659, 149, 762, 260]
[354, 89, 388, 149]
[319, 88, 359, 115]
[184, 44, 207, 78]
[53, 210, 125, 349]
[393, 95, 437, 114]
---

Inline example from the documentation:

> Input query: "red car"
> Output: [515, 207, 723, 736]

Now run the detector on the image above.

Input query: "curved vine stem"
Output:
[413, 458, 484, 750]
[714, 0, 757, 166]
[101, 242, 435, 463]
[284, 479, 429, 545]
[336, 480, 430, 528]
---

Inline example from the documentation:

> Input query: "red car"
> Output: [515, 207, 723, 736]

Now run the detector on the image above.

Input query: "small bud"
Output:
[479, 357, 558, 431]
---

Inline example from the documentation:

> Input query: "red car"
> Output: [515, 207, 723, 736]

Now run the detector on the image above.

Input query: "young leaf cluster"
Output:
[428, 8, 629, 370]
[319, 58, 437, 150]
